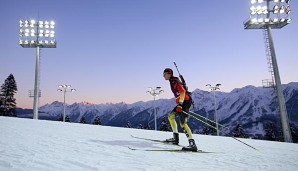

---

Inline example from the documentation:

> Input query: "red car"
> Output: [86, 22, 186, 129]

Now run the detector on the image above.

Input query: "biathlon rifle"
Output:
[173, 62, 191, 95]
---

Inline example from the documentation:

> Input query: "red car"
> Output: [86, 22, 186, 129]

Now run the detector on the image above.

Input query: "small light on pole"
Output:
[147, 87, 164, 130]
[57, 85, 76, 122]
[206, 84, 221, 136]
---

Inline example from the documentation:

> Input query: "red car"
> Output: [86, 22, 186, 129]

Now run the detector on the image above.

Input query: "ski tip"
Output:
[127, 146, 136, 150]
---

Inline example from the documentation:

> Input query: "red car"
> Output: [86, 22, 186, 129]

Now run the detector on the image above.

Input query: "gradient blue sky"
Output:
[0, 0, 297, 109]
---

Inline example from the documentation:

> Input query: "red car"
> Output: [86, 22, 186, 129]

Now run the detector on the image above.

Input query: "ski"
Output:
[128, 147, 213, 153]
[130, 135, 183, 147]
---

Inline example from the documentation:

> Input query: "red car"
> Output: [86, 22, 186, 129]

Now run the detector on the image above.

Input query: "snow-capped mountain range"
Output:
[19, 82, 298, 137]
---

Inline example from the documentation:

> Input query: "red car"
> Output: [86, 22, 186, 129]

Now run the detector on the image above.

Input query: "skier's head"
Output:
[163, 68, 173, 80]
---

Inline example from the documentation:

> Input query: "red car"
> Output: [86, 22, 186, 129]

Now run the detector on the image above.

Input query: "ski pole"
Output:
[184, 111, 228, 131]
[188, 111, 229, 130]
[230, 137, 259, 151]
[184, 111, 259, 151]
[183, 111, 218, 130]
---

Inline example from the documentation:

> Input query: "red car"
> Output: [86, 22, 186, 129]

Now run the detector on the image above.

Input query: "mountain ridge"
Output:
[17, 82, 298, 138]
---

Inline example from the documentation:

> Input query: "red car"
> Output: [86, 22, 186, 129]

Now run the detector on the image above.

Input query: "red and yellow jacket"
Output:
[169, 77, 190, 104]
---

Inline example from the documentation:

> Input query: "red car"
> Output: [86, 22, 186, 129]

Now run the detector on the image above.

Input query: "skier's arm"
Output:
[176, 84, 186, 104]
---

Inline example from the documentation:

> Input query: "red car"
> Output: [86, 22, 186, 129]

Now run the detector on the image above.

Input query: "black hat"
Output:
[163, 68, 173, 75]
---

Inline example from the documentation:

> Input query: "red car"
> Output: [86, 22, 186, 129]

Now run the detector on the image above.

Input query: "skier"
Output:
[163, 68, 198, 151]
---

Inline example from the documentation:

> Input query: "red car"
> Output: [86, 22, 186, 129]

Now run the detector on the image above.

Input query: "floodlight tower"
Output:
[19, 19, 56, 119]
[147, 87, 164, 130]
[57, 85, 76, 122]
[244, 0, 292, 142]
[206, 84, 221, 136]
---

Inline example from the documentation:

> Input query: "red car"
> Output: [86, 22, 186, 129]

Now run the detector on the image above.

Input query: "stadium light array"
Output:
[19, 19, 56, 48]
[244, 0, 291, 29]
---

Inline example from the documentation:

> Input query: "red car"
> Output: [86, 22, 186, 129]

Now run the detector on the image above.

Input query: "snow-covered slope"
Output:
[1, 116, 298, 171]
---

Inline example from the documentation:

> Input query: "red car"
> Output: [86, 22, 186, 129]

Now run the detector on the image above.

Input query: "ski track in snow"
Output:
[1, 117, 298, 171]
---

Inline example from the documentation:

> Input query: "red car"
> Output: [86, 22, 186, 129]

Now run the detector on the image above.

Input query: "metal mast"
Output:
[243, 0, 292, 142]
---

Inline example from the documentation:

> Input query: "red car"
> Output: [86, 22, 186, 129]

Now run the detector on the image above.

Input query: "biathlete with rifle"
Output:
[163, 67, 197, 151]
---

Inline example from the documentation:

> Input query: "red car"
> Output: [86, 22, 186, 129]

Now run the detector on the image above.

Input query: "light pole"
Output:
[147, 87, 164, 130]
[57, 85, 76, 122]
[19, 19, 56, 119]
[243, 0, 292, 142]
[206, 84, 221, 136]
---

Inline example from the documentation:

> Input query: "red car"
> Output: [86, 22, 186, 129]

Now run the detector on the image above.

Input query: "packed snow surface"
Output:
[1, 117, 298, 171]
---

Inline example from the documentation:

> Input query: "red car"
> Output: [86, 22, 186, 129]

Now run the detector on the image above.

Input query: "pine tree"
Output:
[264, 122, 276, 141]
[200, 121, 217, 135]
[57, 114, 63, 121]
[201, 126, 210, 135]
[58, 114, 71, 122]
[93, 116, 101, 125]
[0, 98, 3, 114]
[137, 124, 144, 129]
[233, 123, 247, 138]
[0, 74, 18, 116]
[126, 121, 132, 128]
[290, 123, 298, 143]
[277, 127, 284, 142]
[65, 115, 71, 122]
[80, 116, 86, 124]
[159, 116, 170, 131]
[145, 123, 151, 130]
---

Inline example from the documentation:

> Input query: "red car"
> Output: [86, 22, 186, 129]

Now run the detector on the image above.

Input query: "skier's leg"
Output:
[179, 100, 193, 139]
[166, 111, 179, 144]
[180, 116, 193, 139]
[168, 111, 178, 133]
[180, 100, 197, 151]
[180, 118, 197, 151]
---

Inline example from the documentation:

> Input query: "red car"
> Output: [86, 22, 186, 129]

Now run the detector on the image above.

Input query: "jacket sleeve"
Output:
[176, 83, 186, 104]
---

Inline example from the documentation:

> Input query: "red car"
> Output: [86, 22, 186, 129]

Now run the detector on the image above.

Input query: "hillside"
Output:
[1, 116, 298, 171]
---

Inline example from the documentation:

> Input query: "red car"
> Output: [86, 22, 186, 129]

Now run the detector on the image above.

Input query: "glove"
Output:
[176, 105, 183, 113]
